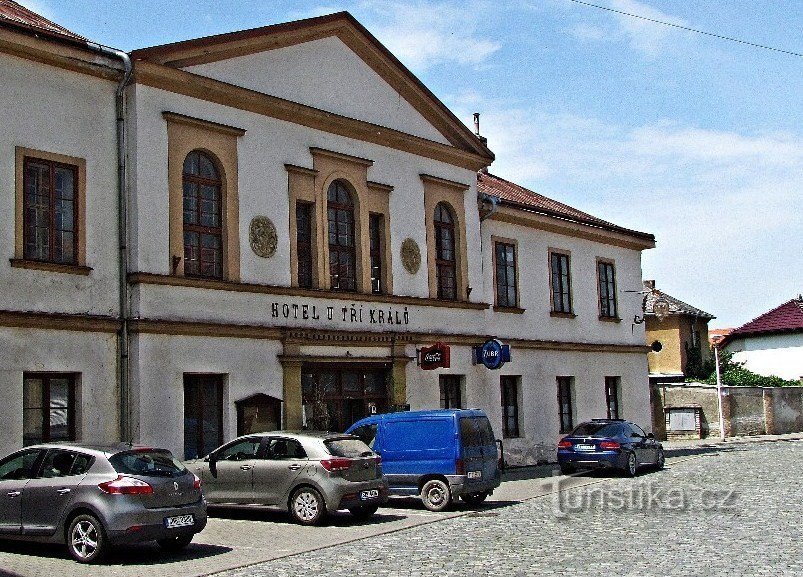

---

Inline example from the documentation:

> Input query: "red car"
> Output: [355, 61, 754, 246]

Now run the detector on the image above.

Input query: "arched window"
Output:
[327, 180, 356, 291]
[434, 202, 457, 300]
[183, 150, 223, 278]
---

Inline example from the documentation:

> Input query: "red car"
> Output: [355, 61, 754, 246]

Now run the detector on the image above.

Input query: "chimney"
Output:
[473, 112, 488, 145]
[643, 280, 656, 290]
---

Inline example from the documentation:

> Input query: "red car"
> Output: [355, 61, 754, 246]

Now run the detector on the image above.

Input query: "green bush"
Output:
[690, 349, 800, 387]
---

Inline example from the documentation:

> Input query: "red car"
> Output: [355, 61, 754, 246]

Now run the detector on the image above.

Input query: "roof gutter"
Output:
[85, 42, 134, 443]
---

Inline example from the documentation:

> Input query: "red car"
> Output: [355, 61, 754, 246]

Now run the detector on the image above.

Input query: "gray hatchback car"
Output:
[185, 431, 388, 525]
[0, 443, 207, 563]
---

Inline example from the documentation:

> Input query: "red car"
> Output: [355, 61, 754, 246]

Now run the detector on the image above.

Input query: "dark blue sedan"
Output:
[557, 419, 664, 476]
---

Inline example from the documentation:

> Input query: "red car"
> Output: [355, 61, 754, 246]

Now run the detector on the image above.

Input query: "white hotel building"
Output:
[0, 5, 655, 464]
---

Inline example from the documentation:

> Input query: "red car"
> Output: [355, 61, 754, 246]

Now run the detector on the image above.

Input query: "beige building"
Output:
[0, 6, 656, 465]
[642, 280, 715, 384]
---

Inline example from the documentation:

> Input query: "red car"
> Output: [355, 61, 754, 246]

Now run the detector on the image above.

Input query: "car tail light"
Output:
[98, 475, 154, 495]
[320, 458, 352, 472]
[193, 474, 201, 490]
[373, 455, 381, 465]
[557, 439, 573, 449]
[455, 459, 465, 475]
[600, 441, 621, 450]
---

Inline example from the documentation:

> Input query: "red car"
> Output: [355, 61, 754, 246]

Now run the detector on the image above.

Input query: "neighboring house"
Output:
[720, 297, 803, 382]
[642, 280, 715, 385]
[708, 328, 733, 347]
[0, 3, 656, 464]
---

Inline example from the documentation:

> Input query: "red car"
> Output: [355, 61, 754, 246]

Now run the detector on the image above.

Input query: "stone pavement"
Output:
[218, 438, 803, 577]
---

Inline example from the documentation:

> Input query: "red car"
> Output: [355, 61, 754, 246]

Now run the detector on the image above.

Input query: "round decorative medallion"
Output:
[400, 238, 421, 274]
[249, 216, 278, 258]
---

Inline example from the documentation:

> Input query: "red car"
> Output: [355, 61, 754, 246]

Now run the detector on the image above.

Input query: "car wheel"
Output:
[461, 491, 488, 506]
[348, 505, 379, 519]
[157, 534, 194, 552]
[289, 486, 326, 525]
[67, 514, 108, 564]
[421, 479, 452, 512]
[559, 463, 575, 475]
[624, 452, 638, 477]
[655, 449, 665, 470]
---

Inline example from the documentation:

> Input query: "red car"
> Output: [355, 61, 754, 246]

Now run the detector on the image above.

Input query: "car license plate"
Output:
[360, 489, 380, 500]
[467, 470, 482, 479]
[574, 444, 596, 452]
[164, 514, 194, 529]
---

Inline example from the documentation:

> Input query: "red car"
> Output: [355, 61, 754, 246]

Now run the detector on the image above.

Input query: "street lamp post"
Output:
[714, 341, 726, 441]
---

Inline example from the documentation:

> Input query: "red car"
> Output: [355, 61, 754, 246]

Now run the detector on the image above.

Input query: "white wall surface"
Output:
[728, 333, 803, 381]
[0, 53, 120, 315]
[185, 36, 451, 145]
[131, 333, 284, 458]
[482, 218, 648, 346]
[129, 83, 481, 300]
[0, 327, 118, 455]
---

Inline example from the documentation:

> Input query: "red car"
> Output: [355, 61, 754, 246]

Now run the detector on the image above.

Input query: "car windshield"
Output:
[570, 423, 622, 437]
[324, 437, 374, 458]
[109, 449, 188, 478]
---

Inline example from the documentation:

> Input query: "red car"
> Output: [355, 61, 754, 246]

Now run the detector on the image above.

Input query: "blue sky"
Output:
[19, 0, 802, 328]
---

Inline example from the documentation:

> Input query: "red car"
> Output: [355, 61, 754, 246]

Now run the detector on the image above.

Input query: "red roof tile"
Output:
[0, 0, 85, 42]
[723, 298, 803, 344]
[477, 171, 654, 241]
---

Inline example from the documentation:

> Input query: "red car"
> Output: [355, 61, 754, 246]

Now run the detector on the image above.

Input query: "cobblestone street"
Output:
[221, 439, 803, 577]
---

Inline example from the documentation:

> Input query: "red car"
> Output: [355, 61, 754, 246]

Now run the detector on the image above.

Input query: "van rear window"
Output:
[460, 417, 495, 447]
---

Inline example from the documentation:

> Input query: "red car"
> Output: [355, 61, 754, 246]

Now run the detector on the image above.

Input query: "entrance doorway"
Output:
[183, 374, 224, 459]
[301, 365, 389, 432]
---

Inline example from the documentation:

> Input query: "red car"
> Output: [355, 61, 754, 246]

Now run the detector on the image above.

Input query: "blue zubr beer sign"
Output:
[474, 339, 511, 370]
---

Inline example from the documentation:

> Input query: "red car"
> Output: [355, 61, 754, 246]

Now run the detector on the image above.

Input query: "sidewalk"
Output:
[662, 431, 803, 450]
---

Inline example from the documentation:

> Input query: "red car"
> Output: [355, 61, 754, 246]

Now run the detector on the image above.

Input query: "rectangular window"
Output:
[369, 213, 384, 294]
[598, 260, 618, 318]
[296, 201, 313, 288]
[23, 373, 76, 446]
[605, 376, 621, 420]
[439, 375, 462, 409]
[495, 241, 518, 308]
[183, 374, 224, 459]
[23, 157, 78, 264]
[500, 376, 520, 438]
[550, 252, 572, 314]
[557, 376, 574, 434]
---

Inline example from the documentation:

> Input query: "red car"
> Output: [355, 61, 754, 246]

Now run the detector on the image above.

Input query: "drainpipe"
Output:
[86, 43, 134, 442]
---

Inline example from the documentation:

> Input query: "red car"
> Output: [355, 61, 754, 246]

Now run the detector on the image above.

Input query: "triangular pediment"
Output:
[131, 12, 493, 162]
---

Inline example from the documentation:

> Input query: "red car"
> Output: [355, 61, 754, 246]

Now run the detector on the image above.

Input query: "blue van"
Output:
[346, 409, 501, 511]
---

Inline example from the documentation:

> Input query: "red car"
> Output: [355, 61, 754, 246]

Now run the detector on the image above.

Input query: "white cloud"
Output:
[357, 1, 501, 71]
[567, 0, 689, 59]
[449, 95, 803, 326]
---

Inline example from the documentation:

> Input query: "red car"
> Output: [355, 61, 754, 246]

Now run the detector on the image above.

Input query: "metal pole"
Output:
[714, 344, 726, 441]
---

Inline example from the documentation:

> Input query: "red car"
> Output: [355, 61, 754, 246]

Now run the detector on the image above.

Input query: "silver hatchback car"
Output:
[186, 431, 388, 525]
[0, 443, 207, 563]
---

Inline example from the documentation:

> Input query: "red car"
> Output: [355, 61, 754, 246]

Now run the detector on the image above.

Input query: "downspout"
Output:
[86, 43, 134, 442]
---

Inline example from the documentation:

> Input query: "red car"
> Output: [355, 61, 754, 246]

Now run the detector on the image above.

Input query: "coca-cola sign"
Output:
[419, 342, 451, 370]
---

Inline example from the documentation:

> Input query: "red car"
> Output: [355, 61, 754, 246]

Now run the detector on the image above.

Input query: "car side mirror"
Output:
[647, 433, 655, 440]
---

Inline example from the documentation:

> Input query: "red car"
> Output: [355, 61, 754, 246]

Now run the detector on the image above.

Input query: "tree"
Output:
[689, 349, 800, 387]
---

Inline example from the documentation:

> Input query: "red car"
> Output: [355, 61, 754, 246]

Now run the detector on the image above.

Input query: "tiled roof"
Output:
[642, 281, 715, 320]
[477, 171, 654, 241]
[0, 0, 85, 42]
[723, 297, 803, 344]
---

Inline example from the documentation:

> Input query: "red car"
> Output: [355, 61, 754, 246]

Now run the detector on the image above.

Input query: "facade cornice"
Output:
[0, 26, 122, 81]
[129, 272, 490, 311]
[489, 205, 656, 251]
[0, 310, 119, 333]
